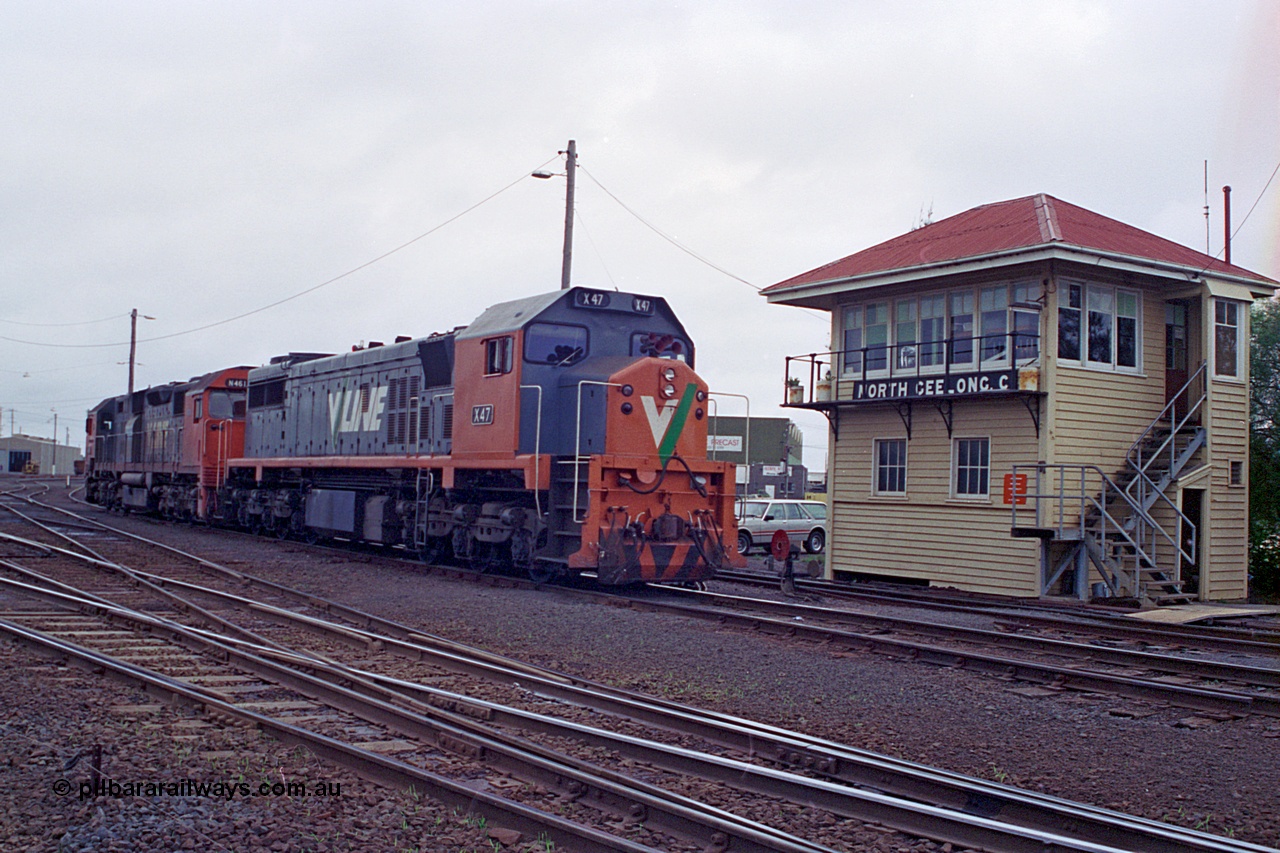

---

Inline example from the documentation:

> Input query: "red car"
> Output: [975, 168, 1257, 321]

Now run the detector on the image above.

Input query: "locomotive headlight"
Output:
[662, 383, 677, 398]
[662, 367, 677, 382]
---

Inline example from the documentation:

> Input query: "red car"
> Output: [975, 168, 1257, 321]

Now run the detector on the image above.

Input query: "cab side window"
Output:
[484, 337, 513, 376]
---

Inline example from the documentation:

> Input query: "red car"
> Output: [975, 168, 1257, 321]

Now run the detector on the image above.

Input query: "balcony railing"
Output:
[785, 331, 1041, 406]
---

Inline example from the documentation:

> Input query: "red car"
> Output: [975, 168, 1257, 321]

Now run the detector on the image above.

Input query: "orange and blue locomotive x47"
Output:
[84, 288, 744, 585]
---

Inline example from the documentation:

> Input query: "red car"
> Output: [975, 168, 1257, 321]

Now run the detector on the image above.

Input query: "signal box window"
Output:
[1011, 281, 1041, 364]
[874, 438, 907, 495]
[953, 437, 990, 498]
[525, 323, 587, 366]
[1058, 281, 1140, 371]
[485, 337, 513, 376]
[1214, 300, 1241, 378]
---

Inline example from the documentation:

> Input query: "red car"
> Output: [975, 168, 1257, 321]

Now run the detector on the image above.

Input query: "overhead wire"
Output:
[0, 313, 128, 328]
[1231, 157, 1280, 242]
[0, 156, 559, 350]
[572, 207, 618, 289]
[579, 165, 761, 292]
[579, 164, 831, 324]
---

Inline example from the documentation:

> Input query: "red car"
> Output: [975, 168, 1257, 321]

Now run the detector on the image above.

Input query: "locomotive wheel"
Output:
[528, 560, 559, 585]
[275, 520, 291, 540]
[420, 537, 447, 565]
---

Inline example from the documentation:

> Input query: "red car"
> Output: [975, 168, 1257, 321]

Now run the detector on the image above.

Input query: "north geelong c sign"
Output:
[849, 368, 1021, 402]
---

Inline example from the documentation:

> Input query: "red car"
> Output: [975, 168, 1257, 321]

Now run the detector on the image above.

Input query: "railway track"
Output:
[620, 585, 1280, 719]
[2, 483, 1275, 851]
[713, 567, 1280, 653]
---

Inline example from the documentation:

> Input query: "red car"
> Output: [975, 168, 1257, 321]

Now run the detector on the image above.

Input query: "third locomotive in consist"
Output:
[85, 287, 743, 585]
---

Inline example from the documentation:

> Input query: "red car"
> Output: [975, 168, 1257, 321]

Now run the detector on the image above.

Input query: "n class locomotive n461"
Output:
[85, 287, 745, 585]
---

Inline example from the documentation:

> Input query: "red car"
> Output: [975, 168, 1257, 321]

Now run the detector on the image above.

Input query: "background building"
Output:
[706, 416, 807, 497]
[0, 434, 84, 475]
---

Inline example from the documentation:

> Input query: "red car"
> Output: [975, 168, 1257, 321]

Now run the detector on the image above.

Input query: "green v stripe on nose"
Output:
[657, 383, 698, 465]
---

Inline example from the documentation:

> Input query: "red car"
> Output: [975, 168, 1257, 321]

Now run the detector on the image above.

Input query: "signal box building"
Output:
[765, 194, 1276, 603]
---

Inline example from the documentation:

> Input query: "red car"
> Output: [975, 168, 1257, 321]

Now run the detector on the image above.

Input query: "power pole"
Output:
[51, 410, 58, 476]
[560, 139, 576, 290]
[129, 308, 138, 395]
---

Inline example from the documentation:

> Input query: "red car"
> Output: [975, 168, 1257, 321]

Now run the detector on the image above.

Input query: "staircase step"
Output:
[1150, 593, 1197, 605]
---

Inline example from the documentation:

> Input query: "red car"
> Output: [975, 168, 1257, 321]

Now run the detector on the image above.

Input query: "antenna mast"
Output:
[1203, 161, 1210, 255]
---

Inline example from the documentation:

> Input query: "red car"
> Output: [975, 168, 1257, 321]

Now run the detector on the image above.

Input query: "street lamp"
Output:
[532, 139, 577, 290]
[128, 309, 155, 395]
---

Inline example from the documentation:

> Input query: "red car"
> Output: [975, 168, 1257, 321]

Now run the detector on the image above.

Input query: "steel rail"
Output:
[0, 615, 663, 853]
[0, 519, 297, 660]
[13, 491, 1275, 851]
[609, 591, 1278, 717]
[69, 570, 1273, 853]
[278, 650, 1255, 853]
[0, 584, 836, 853]
[712, 568, 1280, 653]
[654, 585, 1280, 688]
[3, 575, 1242, 853]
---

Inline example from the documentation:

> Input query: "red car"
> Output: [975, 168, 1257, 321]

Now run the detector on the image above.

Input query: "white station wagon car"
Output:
[735, 498, 828, 556]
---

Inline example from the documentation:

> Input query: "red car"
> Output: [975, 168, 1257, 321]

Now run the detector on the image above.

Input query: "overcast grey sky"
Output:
[2, 1, 1277, 470]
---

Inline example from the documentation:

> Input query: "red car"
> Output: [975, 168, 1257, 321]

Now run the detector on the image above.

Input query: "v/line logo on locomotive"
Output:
[640, 384, 697, 462]
[327, 385, 389, 439]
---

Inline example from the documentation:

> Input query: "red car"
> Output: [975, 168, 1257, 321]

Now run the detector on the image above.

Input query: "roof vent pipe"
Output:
[1223, 185, 1232, 266]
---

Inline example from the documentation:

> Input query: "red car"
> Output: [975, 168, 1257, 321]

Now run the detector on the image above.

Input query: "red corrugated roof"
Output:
[763, 194, 1276, 292]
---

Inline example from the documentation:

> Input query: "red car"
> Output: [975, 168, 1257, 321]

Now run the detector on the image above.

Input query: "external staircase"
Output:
[1013, 363, 1207, 604]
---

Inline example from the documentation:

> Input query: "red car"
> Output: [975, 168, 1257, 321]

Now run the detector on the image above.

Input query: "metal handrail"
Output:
[572, 380, 621, 523]
[1121, 362, 1206, 568]
[519, 384, 544, 520]
[1012, 463, 1174, 595]
[707, 392, 750, 469]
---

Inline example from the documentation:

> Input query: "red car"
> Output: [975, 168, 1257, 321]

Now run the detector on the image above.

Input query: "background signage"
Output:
[707, 435, 743, 453]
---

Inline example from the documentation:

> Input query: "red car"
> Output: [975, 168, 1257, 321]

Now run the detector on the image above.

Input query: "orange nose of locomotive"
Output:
[567, 358, 744, 584]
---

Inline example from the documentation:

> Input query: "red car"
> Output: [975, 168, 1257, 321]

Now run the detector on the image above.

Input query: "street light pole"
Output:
[560, 139, 576, 290]
[532, 140, 577, 291]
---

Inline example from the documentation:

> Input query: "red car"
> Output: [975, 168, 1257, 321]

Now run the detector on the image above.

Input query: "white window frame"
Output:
[952, 436, 991, 499]
[840, 304, 863, 376]
[918, 292, 947, 372]
[893, 300, 918, 374]
[1058, 280, 1141, 373]
[948, 290, 976, 369]
[979, 284, 1010, 368]
[1010, 280, 1043, 366]
[863, 301, 889, 375]
[873, 437, 908, 496]
[484, 336, 513, 376]
[1213, 298, 1243, 380]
